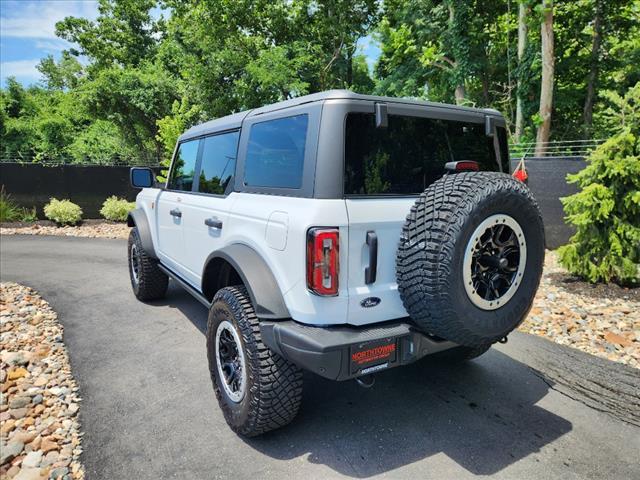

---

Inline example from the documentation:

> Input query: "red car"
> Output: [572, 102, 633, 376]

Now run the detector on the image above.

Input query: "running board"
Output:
[157, 264, 211, 309]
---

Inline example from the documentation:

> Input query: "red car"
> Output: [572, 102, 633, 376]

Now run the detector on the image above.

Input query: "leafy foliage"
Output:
[0, 188, 38, 222]
[0, 187, 21, 222]
[100, 196, 136, 221]
[19, 207, 38, 223]
[1, 0, 638, 164]
[558, 83, 640, 285]
[44, 198, 83, 225]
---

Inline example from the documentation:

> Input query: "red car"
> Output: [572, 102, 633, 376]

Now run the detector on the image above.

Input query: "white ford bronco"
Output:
[127, 90, 544, 437]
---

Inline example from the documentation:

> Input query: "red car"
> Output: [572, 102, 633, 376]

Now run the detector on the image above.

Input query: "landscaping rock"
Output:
[9, 397, 31, 409]
[1, 441, 24, 464]
[12, 467, 44, 480]
[1, 283, 85, 479]
[22, 451, 43, 468]
[51, 467, 70, 479]
[0, 221, 130, 240]
[519, 251, 639, 369]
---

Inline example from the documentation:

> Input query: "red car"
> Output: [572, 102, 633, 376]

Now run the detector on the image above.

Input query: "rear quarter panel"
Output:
[227, 194, 350, 325]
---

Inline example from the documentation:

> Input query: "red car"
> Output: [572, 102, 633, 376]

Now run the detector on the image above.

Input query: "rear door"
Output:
[345, 198, 414, 325]
[343, 106, 507, 325]
[156, 139, 200, 273]
[180, 130, 240, 285]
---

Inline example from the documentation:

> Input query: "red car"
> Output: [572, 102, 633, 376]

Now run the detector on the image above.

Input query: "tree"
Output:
[535, 0, 554, 156]
[3, 0, 639, 165]
[582, 0, 603, 136]
[81, 63, 178, 161]
[514, 0, 531, 142]
[37, 52, 84, 90]
[55, 0, 162, 69]
[558, 83, 640, 285]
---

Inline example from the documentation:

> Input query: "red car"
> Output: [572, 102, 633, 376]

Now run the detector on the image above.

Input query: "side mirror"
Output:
[130, 167, 155, 188]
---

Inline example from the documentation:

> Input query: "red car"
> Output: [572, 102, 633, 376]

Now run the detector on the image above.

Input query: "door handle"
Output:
[169, 208, 182, 218]
[205, 217, 223, 229]
[365, 231, 377, 284]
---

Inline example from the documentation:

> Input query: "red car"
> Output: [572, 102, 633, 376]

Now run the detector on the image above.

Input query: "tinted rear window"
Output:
[244, 114, 308, 189]
[344, 113, 506, 195]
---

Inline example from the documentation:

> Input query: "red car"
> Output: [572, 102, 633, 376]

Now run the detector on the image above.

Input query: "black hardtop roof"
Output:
[179, 90, 502, 141]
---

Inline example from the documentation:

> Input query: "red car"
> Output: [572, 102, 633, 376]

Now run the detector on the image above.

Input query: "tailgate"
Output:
[345, 197, 415, 325]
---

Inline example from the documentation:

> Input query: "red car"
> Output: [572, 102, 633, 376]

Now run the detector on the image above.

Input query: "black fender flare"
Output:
[203, 244, 290, 319]
[126, 209, 157, 259]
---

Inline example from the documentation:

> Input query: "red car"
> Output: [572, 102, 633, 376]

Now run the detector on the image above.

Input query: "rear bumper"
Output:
[260, 319, 457, 381]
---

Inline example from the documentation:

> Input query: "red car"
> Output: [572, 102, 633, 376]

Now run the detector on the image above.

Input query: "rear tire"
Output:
[128, 227, 168, 301]
[396, 172, 544, 347]
[206, 286, 303, 437]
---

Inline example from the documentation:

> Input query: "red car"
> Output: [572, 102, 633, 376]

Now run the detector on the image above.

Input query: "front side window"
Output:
[344, 113, 506, 195]
[244, 114, 308, 189]
[168, 140, 199, 191]
[198, 131, 239, 195]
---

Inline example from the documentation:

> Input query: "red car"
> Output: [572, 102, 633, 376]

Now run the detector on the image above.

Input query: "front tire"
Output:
[206, 286, 303, 437]
[128, 227, 168, 301]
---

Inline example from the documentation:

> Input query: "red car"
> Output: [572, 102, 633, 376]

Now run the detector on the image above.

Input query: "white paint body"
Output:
[136, 188, 412, 326]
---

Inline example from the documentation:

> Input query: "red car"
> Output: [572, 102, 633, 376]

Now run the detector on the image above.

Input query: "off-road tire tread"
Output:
[397, 172, 543, 347]
[207, 286, 303, 437]
[128, 227, 168, 301]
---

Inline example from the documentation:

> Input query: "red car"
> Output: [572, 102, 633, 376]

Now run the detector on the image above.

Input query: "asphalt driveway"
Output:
[1, 235, 639, 479]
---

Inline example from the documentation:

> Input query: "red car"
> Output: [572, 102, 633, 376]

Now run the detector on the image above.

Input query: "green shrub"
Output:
[44, 198, 83, 225]
[19, 207, 38, 222]
[100, 196, 136, 221]
[0, 187, 21, 222]
[558, 83, 640, 286]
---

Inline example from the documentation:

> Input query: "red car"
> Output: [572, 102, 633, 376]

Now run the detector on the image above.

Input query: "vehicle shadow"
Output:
[154, 283, 572, 478]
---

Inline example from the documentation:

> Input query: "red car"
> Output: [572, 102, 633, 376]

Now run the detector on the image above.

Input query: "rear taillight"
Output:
[306, 228, 339, 296]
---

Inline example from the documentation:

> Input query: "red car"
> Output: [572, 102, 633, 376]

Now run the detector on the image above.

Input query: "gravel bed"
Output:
[0, 221, 129, 240]
[1, 283, 84, 480]
[519, 251, 639, 369]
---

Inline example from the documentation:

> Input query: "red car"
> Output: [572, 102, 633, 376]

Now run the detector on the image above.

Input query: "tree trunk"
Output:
[482, 72, 490, 105]
[346, 44, 354, 88]
[448, 1, 468, 105]
[535, 0, 554, 157]
[582, 0, 603, 138]
[455, 84, 466, 105]
[515, 2, 529, 143]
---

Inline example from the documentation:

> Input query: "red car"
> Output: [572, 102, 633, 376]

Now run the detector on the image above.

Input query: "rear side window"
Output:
[168, 140, 199, 191]
[344, 113, 505, 195]
[198, 131, 239, 195]
[244, 114, 308, 189]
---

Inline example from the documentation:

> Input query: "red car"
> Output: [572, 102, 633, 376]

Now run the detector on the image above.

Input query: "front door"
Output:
[156, 139, 200, 275]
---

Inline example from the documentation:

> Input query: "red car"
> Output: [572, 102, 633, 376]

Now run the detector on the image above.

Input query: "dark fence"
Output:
[510, 156, 586, 249]
[0, 163, 160, 219]
[2, 159, 584, 248]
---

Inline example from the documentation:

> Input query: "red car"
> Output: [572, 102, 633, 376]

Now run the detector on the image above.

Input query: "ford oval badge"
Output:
[360, 297, 381, 308]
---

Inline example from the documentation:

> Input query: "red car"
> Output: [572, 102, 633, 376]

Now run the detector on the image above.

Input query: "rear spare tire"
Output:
[396, 172, 544, 347]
